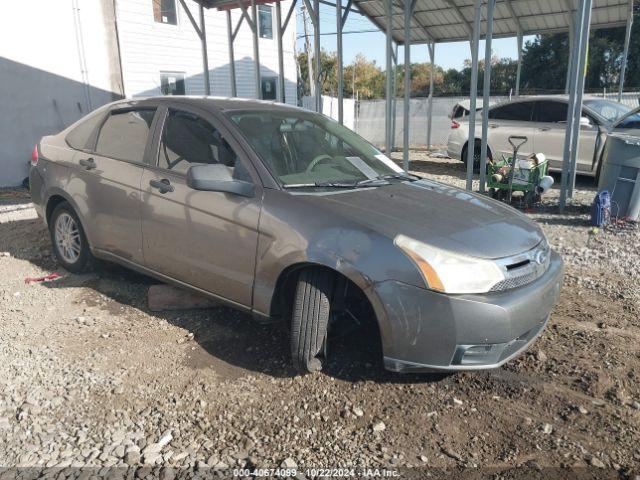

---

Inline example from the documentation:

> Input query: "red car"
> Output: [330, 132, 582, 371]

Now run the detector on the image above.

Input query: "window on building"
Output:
[160, 72, 186, 95]
[95, 109, 156, 163]
[153, 0, 177, 25]
[261, 77, 277, 100]
[258, 5, 273, 39]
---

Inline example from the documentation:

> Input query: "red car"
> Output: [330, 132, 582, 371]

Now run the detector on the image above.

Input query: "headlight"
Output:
[394, 234, 506, 294]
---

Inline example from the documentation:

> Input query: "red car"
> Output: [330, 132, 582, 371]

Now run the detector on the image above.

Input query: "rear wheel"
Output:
[290, 268, 334, 373]
[49, 202, 93, 273]
[463, 141, 491, 174]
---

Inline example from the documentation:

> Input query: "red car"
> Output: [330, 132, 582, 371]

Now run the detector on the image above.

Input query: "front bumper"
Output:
[375, 251, 563, 372]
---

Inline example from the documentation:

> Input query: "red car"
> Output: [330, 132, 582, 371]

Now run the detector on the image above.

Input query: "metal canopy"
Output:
[353, 0, 629, 44]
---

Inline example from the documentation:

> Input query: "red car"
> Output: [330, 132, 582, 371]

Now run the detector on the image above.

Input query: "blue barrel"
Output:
[590, 190, 611, 227]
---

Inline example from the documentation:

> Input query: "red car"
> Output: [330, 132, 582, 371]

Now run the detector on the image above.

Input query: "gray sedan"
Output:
[30, 97, 563, 373]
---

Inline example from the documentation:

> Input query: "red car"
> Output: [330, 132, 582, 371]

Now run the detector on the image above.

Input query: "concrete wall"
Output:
[116, 0, 298, 103]
[0, 0, 123, 187]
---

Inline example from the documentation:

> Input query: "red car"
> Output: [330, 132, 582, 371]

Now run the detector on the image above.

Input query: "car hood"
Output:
[299, 179, 544, 259]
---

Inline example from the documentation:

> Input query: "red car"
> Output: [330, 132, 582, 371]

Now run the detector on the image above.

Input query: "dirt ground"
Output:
[0, 154, 639, 479]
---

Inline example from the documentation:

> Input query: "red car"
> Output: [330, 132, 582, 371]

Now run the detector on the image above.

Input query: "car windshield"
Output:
[584, 99, 631, 122]
[614, 108, 640, 130]
[227, 109, 407, 188]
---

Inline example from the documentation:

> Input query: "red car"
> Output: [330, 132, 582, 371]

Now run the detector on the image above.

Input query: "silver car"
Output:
[447, 96, 632, 175]
[30, 97, 563, 373]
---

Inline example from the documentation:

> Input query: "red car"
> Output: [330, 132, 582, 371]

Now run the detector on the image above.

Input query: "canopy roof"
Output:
[353, 0, 630, 44]
[193, 0, 277, 10]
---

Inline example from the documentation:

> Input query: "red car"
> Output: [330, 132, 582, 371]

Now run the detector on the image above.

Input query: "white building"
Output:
[0, 0, 298, 187]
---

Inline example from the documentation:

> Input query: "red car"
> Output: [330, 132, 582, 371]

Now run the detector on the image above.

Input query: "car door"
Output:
[140, 105, 262, 307]
[531, 100, 569, 170]
[71, 105, 158, 264]
[576, 112, 599, 174]
[486, 101, 536, 159]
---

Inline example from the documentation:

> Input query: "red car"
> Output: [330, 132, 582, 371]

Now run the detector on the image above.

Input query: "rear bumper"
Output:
[374, 251, 564, 372]
[29, 167, 45, 221]
[446, 138, 463, 160]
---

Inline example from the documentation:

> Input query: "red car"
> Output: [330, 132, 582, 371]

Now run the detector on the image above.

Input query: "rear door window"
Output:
[95, 109, 156, 163]
[489, 102, 534, 121]
[66, 111, 106, 150]
[535, 101, 568, 123]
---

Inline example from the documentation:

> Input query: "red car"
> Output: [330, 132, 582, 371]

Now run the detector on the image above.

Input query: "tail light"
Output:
[31, 145, 39, 166]
[451, 120, 460, 129]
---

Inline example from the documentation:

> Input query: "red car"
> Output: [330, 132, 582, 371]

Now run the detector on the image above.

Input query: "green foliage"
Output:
[296, 8, 639, 99]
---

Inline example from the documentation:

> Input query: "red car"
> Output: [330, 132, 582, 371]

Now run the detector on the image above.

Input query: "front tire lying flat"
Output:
[291, 269, 334, 373]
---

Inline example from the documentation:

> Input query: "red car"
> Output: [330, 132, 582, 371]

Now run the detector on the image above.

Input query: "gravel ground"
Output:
[0, 155, 639, 479]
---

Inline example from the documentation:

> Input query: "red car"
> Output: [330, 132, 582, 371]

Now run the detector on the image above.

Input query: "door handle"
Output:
[489, 123, 499, 128]
[538, 127, 551, 132]
[149, 178, 174, 194]
[79, 157, 96, 170]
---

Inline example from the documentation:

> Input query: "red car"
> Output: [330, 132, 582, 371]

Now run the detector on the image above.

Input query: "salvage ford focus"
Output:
[30, 97, 563, 373]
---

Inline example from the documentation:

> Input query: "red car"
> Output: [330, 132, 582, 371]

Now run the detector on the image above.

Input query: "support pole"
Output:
[385, 0, 394, 152]
[568, 0, 593, 196]
[560, 1, 590, 211]
[251, 0, 261, 99]
[276, 2, 285, 102]
[426, 42, 435, 150]
[199, 6, 210, 95]
[226, 11, 237, 97]
[565, 19, 574, 94]
[314, 0, 322, 112]
[515, 30, 523, 96]
[337, 0, 344, 122]
[479, 0, 496, 193]
[392, 42, 398, 151]
[402, 0, 416, 171]
[466, 0, 482, 191]
[618, 0, 634, 102]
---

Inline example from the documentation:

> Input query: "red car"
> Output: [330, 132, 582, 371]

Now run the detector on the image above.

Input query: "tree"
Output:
[296, 49, 338, 96]
[343, 54, 385, 99]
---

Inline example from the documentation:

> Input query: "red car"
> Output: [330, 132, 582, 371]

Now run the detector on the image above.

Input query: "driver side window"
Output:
[158, 109, 248, 180]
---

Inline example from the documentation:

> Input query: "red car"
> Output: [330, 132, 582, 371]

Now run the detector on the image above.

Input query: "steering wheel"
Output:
[306, 154, 333, 172]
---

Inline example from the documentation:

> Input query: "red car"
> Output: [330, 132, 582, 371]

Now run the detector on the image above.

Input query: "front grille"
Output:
[490, 240, 551, 292]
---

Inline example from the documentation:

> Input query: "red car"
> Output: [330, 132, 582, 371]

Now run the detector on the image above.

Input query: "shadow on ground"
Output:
[0, 214, 448, 385]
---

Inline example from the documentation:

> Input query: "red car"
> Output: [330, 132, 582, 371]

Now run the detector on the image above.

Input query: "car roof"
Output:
[109, 96, 305, 115]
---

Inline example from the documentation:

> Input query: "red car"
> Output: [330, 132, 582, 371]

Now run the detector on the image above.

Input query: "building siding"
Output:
[115, 0, 298, 104]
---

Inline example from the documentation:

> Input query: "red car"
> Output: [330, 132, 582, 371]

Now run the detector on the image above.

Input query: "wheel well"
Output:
[270, 263, 376, 327]
[462, 140, 493, 159]
[45, 195, 68, 224]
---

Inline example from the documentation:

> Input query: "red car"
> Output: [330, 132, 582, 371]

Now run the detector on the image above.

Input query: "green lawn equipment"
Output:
[487, 135, 551, 207]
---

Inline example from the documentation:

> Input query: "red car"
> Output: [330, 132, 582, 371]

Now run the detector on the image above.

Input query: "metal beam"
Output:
[515, 31, 523, 96]
[385, 0, 393, 152]
[441, 0, 473, 38]
[479, 0, 496, 192]
[337, 0, 344, 122]
[466, 0, 482, 190]
[276, 1, 285, 102]
[391, 42, 398, 151]
[342, 0, 355, 25]
[282, 0, 298, 30]
[402, 0, 416, 171]
[568, 0, 593, 197]
[504, 0, 523, 34]
[314, 0, 322, 111]
[426, 42, 435, 150]
[618, 0, 634, 101]
[199, 5, 210, 95]
[226, 10, 237, 97]
[249, 0, 261, 99]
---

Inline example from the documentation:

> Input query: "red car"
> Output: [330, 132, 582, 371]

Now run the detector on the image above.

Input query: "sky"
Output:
[295, 3, 535, 71]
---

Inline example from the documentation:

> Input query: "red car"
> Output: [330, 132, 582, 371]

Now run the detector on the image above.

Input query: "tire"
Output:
[290, 268, 334, 373]
[463, 142, 491, 174]
[49, 202, 93, 273]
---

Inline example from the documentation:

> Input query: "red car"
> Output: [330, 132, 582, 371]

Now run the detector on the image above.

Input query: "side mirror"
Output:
[187, 164, 255, 197]
[580, 116, 592, 127]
